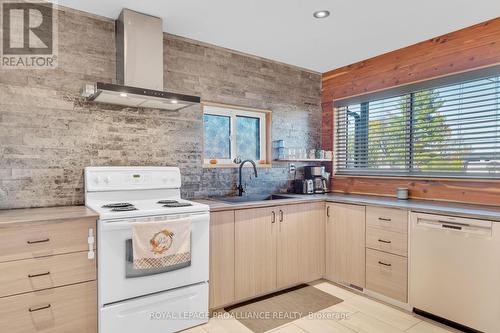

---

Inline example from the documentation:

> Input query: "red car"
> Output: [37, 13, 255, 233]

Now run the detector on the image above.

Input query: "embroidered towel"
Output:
[132, 218, 191, 270]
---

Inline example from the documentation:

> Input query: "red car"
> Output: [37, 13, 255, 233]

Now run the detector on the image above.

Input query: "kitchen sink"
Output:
[213, 194, 293, 203]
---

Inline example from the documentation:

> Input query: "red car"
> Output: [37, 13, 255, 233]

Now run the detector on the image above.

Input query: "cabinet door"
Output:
[235, 207, 277, 300]
[277, 205, 301, 288]
[298, 202, 326, 283]
[209, 211, 235, 309]
[325, 203, 366, 289]
[277, 202, 326, 289]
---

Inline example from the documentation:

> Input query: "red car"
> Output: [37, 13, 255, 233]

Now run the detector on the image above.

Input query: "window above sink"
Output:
[202, 102, 272, 168]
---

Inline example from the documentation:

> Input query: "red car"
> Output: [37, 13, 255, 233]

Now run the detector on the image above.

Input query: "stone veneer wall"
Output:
[0, 7, 321, 209]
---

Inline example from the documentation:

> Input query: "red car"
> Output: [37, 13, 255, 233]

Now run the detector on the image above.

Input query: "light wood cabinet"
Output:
[366, 226, 407, 257]
[235, 206, 277, 300]
[0, 252, 96, 298]
[0, 218, 97, 263]
[231, 202, 325, 303]
[366, 248, 407, 302]
[0, 281, 97, 333]
[366, 206, 407, 234]
[297, 202, 325, 283]
[276, 205, 301, 288]
[325, 203, 366, 289]
[0, 207, 98, 333]
[209, 211, 235, 309]
[365, 206, 408, 303]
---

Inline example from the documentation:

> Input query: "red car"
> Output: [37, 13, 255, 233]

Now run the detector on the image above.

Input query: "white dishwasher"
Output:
[410, 212, 500, 333]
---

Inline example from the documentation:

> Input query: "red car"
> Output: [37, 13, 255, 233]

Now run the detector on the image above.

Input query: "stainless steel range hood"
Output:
[81, 9, 200, 111]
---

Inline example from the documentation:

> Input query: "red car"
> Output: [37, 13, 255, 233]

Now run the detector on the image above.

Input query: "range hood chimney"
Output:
[82, 9, 200, 111]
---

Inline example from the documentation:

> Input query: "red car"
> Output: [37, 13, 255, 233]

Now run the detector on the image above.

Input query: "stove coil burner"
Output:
[163, 202, 193, 208]
[102, 202, 134, 208]
[111, 206, 138, 212]
[157, 200, 179, 204]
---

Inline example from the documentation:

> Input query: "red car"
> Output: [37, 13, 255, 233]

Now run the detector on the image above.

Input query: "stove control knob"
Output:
[93, 177, 100, 184]
[103, 176, 110, 184]
[162, 177, 168, 183]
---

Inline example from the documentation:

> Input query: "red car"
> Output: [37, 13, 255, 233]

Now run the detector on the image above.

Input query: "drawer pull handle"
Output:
[326, 206, 330, 217]
[442, 224, 461, 230]
[378, 261, 392, 267]
[279, 210, 284, 222]
[271, 211, 276, 223]
[438, 220, 469, 227]
[27, 238, 50, 244]
[29, 304, 51, 312]
[28, 271, 51, 278]
[378, 239, 392, 244]
[378, 217, 392, 222]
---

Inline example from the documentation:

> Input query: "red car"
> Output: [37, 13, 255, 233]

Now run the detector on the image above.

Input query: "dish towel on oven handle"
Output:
[132, 217, 191, 270]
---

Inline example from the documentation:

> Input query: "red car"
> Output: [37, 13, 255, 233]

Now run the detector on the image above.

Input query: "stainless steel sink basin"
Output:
[213, 194, 293, 203]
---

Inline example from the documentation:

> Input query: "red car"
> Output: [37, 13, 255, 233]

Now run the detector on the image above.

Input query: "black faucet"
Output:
[237, 160, 258, 196]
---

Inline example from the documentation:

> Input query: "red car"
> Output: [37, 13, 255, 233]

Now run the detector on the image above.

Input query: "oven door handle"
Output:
[101, 213, 209, 231]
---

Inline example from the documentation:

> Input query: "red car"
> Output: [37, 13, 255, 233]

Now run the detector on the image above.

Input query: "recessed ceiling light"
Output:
[313, 10, 330, 19]
[170, 99, 178, 104]
[119, 93, 127, 97]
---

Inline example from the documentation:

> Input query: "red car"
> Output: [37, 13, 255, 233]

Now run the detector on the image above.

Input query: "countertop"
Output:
[195, 193, 500, 221]
[2, 194, 498, 224]
[0, 206, 99, 226]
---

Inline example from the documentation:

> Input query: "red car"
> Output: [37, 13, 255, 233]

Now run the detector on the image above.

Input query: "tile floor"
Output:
[182, 281, 463, 333]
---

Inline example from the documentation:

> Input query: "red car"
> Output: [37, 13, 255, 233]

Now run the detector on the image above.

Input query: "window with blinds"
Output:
[335, 75, 500, 178]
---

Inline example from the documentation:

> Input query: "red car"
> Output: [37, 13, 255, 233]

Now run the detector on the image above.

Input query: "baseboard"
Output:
[363, 289, 412, 312]
[413, 308, 482, 333]
[209, 281, 312, 312]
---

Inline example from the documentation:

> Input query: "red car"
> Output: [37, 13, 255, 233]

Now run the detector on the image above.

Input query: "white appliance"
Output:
[85, 166, 209, 333]
[410, 212, 500, 333]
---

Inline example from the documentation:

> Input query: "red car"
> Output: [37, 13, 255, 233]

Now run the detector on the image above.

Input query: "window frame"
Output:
[334, 70, 500, 179]
[202, 103, 269, 166]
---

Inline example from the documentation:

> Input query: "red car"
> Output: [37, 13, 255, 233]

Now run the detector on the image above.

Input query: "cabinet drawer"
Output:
[366, 248, 407, 303]
[0, 218, 96, 263]
[366, 207, 407, 234]
[0, 281, 97, 333]
[366, 227, 407, 257]
[0, 252, 96, 298]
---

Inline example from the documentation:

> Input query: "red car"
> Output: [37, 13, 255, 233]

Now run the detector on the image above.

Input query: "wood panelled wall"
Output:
[321, 18, 500, 205]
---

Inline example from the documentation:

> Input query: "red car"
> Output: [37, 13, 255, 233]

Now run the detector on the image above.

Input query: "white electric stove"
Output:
[85, 166, 210, 333]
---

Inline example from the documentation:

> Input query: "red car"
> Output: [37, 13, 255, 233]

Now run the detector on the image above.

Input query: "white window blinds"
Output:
[335, 75, 500, 178]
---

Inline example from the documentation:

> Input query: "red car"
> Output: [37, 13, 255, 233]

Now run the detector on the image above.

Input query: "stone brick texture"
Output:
[0, 7, 321, 209]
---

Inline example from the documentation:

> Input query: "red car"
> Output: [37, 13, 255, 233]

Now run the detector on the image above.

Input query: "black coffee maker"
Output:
[304, 166, 328, 194]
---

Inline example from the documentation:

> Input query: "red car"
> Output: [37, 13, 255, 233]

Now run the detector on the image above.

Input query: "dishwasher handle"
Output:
[414, 213, 492, 237]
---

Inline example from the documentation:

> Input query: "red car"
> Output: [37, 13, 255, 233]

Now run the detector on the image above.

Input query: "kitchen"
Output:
[0, 1, 499, 333]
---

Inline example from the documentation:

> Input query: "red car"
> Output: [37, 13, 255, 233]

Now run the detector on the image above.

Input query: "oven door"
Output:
[100, 282, 208, 333]
[98, 212, 209, 306]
